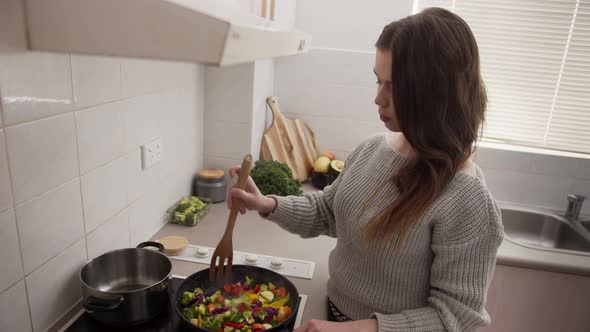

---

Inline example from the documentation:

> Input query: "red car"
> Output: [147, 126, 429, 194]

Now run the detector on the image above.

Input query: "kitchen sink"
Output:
[501, 206, 590, 256]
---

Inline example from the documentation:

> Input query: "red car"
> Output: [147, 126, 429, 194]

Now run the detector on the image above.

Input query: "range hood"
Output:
[4, 0, 311, 66]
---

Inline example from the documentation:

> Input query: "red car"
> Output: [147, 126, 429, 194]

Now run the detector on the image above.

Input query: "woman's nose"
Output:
[375, 86, 387, 106]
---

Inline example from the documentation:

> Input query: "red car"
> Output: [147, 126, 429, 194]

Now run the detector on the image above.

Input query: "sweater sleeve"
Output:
[261, 137, 371, 238]
[372, 187, 504, 332]
[263, 174, 342, 238]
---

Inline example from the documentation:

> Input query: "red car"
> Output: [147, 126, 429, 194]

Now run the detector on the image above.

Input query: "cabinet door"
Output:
[480, 265, 590, 332]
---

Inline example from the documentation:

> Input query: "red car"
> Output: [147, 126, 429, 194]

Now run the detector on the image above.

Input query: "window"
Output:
[415, 0, 590, 154]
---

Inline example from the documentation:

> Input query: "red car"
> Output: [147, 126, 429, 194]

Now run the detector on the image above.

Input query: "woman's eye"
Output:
[375, 80, 382, 85]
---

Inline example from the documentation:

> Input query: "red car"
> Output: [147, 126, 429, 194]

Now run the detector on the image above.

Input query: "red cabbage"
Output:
[212, 306, 230, 314]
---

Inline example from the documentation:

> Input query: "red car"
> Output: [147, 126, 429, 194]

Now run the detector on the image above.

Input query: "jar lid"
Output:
[198, 168, 224, 180]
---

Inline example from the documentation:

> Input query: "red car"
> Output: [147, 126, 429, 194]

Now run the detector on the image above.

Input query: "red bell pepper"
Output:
[222, 322, 245, 329]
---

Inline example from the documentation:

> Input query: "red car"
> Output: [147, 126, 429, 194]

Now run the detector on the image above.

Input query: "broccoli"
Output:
[250, 160, 303, 197]
[183, 307, 196, 320]
[181, 291, 196, 306]
[203, 317, 222, 330]
[196, 304, 207, 316]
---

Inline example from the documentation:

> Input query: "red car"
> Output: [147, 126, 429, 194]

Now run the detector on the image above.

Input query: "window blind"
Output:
[415, 0, 590, 154]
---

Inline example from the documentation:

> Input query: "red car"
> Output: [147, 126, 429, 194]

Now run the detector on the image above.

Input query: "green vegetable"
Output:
[197, 304, 207, 316]
[245, 276, 254, 286]
[250, 160, 303, 196]
[183, 307, 196, 320]
[181, 291, 196, 305]
[207, 291, 222, 304]
[203, 317, 223, 330]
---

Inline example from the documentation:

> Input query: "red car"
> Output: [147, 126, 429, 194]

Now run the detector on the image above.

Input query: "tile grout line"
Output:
[69, 54, 90, 265]
[0, 127, 34, 329]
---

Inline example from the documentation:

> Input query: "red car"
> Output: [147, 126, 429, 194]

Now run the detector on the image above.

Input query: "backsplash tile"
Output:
[86, 209, 129, 260]
[530, 153, 579, 177]
[25, 238, 87, 332]
[75, 101, 125, 174]
[16, 179, 84, 274]
[0, 130, 13, 212]
[0, 209, 24, 293]
[203, 121, 251, 159]
[575, 159, 590, 180]
[474, 147, 533, 173]
[0, 281, 32, 332]
[81, 156, 128, 234]
[0, 52, 204, 331]
[121, 58, 167, 98]
[0, 52, 73, 126]
[5, 113, 79, 204]
[122, 93, 163, 153]
[204, 64, 254, 124]
[71, 55, 122, 109]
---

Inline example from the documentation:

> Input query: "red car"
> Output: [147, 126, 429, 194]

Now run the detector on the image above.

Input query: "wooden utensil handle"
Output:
[224, 154, 253, 237]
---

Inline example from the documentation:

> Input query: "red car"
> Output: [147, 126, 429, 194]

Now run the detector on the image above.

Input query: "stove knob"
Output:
[245, 254, 259, 265]
[196, 247, 209, 257]
[270, 258, 284, 269]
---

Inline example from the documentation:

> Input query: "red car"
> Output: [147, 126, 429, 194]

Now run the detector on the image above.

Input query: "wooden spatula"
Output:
[209, 154, 253, 283]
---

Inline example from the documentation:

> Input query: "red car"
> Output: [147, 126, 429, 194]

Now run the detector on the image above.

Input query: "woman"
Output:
[228, 8, 503, 332]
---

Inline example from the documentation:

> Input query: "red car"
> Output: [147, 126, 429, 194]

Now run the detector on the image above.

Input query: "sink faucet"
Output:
[565, 194, 586, 221]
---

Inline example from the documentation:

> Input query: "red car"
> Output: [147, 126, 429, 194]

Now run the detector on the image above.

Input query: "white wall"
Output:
[275, 0, 590, 215]
[204, 59, 274, 174]
[0, 53, 204, 332]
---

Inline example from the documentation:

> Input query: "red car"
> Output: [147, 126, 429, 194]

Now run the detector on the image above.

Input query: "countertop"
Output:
[150, 190, 590, 324]
[52, 187, 590, 331]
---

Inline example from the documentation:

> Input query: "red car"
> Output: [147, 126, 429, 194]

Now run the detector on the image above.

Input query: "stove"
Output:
[62, 276, 306, 332]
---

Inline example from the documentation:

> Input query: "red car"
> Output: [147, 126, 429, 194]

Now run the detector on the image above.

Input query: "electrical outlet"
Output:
[141, 137, 163, 170]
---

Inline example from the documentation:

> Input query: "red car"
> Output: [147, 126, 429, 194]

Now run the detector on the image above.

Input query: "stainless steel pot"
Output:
[80, 242, 172, 326]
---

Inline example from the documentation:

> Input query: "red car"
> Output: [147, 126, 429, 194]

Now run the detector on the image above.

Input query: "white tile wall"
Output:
[0, 209, 23, 293]
[71, 55, 122, 109]
[0, 52, 74, 126]
[0, 130, 12, 212]
[25, 239, 87, 332]
[204, 64, 254, 124]
[75, 101, 125, 174]
[16, 179, 84, 274]
[6, 113, 79, 204]
[86, 209, 130, 261]
[204, 121, 251, 159]
[81, 156, 128, 234]
[0, 281, 32, 332]
[0, 53, 204, 331]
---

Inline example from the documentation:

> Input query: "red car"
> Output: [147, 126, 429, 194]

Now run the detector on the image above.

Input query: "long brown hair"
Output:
[365, 8, 487, 247]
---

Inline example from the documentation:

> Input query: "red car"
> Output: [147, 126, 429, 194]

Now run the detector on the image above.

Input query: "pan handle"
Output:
[82, 295, 123, 312]
[137, 241, 165, 253]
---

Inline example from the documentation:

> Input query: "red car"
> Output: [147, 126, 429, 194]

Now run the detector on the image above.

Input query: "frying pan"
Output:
[175, 265, 300, 332]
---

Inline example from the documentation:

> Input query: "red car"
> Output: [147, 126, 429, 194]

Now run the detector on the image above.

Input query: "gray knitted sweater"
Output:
[265, 134, 504, 332]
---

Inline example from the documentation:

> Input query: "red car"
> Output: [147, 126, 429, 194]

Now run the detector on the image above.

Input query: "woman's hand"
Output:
[227, 166, 277, 215]
[294, 319, 378, 332]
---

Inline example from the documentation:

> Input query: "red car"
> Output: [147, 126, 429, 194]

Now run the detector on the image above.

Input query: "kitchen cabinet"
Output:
[480, 264, 590, 332]
[0, 0, 310, 66]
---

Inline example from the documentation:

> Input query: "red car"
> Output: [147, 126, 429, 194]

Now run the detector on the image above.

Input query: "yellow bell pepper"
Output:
[198, 314, 203, 327]
[264, 296, 289, 309]
[249, 293, 258, 301]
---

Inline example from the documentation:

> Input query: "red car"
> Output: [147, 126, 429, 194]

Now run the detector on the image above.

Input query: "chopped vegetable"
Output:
[181, 291, 197, 306]
[182, 276, 292, 331]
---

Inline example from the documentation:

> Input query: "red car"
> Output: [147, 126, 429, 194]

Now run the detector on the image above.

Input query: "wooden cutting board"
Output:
[260, 96, 319, 182]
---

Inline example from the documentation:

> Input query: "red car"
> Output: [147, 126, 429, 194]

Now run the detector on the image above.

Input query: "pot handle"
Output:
[137, 241, 165, 253]
[82, 296, 123, 312]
